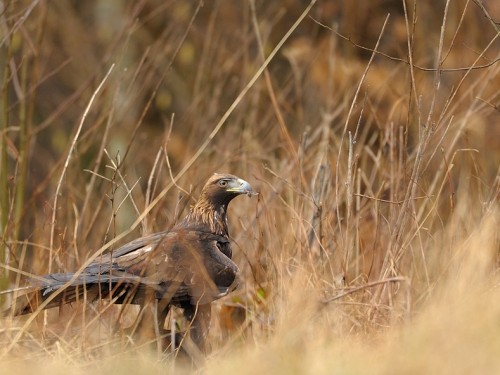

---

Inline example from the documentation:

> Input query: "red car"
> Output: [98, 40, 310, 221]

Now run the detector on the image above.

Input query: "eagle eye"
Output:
[218, 180, 228, 187]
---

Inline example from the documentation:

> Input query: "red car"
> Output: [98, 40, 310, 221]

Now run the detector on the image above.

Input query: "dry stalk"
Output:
[323, 276, 407, 303]
[310, 16, 500, 72]
[49, 64, 115, 272]
[249, 0, 299, 162]
[335, 14, 390, 249]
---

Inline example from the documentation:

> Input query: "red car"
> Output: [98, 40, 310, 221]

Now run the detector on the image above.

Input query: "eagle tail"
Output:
[4, 272, 147, 316]
[4, 272, 102, 316]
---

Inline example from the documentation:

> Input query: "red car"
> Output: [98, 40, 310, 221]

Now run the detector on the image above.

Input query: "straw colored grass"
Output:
[1, 0, 499, 373]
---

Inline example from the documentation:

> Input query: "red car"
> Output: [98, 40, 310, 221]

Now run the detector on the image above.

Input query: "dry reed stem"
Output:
[335, 14, 390, 248]
[250, 0, 300, 162]
[49, 64, 116, 272]
[0, 2, 498, 372]
[310, 16, 500, 72]
[2, 64, 115, 356]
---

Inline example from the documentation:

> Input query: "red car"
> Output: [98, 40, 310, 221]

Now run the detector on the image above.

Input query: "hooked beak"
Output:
[227, 178, 258, 197]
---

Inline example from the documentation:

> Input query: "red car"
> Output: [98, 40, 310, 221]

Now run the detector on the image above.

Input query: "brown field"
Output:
[1, 0, 499, 373]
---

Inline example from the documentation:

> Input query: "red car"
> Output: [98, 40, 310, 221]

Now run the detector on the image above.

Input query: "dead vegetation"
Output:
[0, 0, 499, 373]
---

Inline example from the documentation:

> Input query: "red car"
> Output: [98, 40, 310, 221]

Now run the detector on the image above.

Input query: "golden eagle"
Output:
[6, 173, 256, 351]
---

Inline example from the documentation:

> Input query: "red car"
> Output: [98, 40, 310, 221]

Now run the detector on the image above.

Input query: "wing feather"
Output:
[7, 227, 238, 316]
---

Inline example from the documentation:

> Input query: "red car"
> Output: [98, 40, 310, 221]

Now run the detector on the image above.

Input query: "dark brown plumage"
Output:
[6, 173, 256, 350]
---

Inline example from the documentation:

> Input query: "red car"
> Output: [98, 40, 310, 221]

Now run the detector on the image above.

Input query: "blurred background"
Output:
[0, 0, 499, 371]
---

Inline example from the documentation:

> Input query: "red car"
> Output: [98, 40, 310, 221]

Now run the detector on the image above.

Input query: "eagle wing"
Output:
[7, 228, 238, 315]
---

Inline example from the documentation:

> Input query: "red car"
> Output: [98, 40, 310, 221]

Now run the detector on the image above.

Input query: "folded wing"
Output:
[7, 228, 239, 316]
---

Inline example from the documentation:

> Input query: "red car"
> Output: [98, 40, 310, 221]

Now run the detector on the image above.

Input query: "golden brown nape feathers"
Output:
[184, 173, 257, 235]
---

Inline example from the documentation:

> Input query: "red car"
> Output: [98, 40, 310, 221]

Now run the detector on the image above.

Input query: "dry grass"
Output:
[1, 0, 499, 373]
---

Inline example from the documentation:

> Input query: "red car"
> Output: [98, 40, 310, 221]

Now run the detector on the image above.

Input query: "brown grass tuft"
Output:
[1, 0, 499, 373]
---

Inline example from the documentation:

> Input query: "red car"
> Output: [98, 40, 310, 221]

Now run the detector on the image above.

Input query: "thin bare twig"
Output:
[335, 14, 390, 247]
[354, 194, 428, 204]
[250, 0, 299, 161]
[310, 16, 500, 72]
[323, 277, 407, 303]
[472, 0, 500, 33]
[49, 64, 115, 273]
